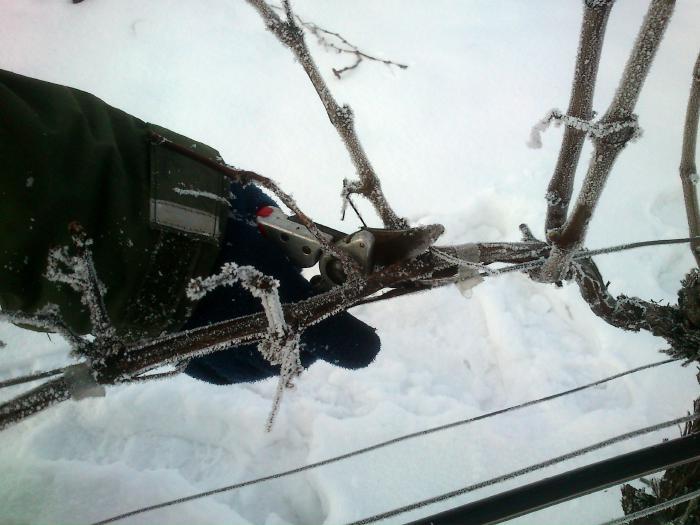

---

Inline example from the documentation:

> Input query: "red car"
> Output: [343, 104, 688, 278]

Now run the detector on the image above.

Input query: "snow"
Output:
[1, 1, 700, 524]
[173, 187, 233, 207]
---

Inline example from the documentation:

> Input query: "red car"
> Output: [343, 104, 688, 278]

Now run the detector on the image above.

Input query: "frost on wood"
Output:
[680, 53, 700, 266]
[187, 262, 246, 300]
[0, 376, 72, 432]
[585, 0, 615, 7]
[44, 233, 114, 340]
[527, 108, 642, 149]
[245, 0, 406, 229]
[187, 262, 302, 431]
[572, 260, 700, 361]
[605, 0, 675, 123]
[544, 0, 612, 234]
[538, 0, 675, 283]
[270, 5, 408, 79]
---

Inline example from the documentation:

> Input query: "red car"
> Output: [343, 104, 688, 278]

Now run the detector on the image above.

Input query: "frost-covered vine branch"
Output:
[245, 0, 406, 229]
[280, 8, 409, 79]
[680, 52, 700, 266]
[572, 259, 700, 362]
[150, 130, 362, 275]
[188, 263, 302, 430]
[543, 1, 613, 234]
[540, 0, 676, 282]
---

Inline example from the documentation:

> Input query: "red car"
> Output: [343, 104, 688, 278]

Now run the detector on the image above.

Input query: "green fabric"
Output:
[0, 69, 227, 338]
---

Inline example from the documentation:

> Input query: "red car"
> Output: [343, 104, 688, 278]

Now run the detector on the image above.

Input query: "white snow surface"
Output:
[1, 1, 700, 524]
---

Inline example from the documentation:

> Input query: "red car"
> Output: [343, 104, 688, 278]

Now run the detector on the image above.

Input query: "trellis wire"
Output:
[432, 235, 700, 279]
[89, 357, 679, 525]
[0, 366, 66, 389]
[345, 413, 700, 525]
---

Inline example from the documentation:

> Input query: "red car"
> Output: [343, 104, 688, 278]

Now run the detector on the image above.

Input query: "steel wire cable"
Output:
[431, 235, 700, 278]
[597, 487, 700, 525]
[345, 413, 700, 525]
[89, 357, 679, 525]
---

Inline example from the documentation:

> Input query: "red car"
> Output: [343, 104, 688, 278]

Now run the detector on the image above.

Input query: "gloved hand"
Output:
[0, 67, 379, 385]
[183, 182, 381, 384]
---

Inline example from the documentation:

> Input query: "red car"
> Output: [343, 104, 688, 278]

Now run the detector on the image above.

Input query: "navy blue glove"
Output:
[183, 182, 381, 384]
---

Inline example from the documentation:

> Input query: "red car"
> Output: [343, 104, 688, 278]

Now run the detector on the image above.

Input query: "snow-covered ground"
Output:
[1, 1, 700, 524]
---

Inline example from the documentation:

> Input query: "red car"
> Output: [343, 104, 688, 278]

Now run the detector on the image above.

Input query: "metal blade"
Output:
[367, 224, 444, 267]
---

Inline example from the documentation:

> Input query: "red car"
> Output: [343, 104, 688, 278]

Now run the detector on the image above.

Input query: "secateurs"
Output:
[256, 206, 444, 291]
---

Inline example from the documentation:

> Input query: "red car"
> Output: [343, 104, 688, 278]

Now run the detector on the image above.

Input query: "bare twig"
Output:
[245, 0, 406, 229]
[269, 4, 408, 79]
[680, 52, 700, 266]
[0, 307, 85, 351]
[540, 0, 676, 282]
[299, 16, 407, 79]
[544, 1, 613, 233]
[0, 367, 66, 389]
[519, 223, 539, 243]
[572, 259, 700, 359]
[131, 369, 183, 383]
[188, 262, 303, 430]
[0, 376, 71, 431]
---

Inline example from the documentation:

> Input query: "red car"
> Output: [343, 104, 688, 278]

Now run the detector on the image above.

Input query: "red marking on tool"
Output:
[256, 206, 274, 236]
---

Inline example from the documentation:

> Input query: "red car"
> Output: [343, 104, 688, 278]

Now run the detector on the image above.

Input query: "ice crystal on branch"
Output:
[187, 262, 303, 430]
[186, 262, 246, 300]
[173, 186, 231, 207]
[44, 230, 114, 341]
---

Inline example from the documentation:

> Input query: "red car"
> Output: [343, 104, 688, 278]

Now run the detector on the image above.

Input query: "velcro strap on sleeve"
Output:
[148, 124, 228, 244]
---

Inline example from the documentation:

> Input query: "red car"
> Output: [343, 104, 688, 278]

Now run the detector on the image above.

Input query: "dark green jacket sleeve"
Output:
[0, 69, 228, 339]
